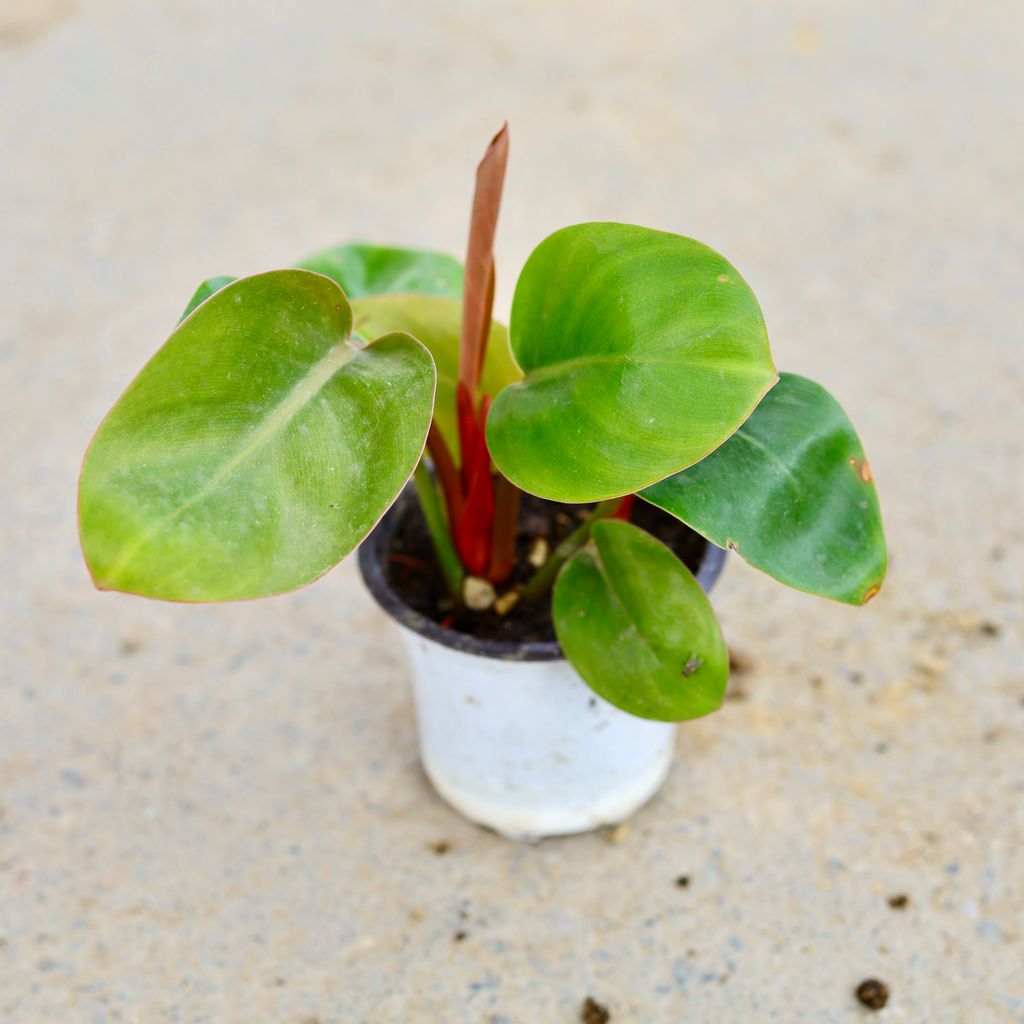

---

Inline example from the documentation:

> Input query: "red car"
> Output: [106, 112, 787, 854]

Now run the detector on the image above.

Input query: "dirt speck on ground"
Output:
[606, 822, 631, 844]
[728, 648, 753, 674]
[855, 978, 890, 1010]
[675, 875, 691, 888]
[887, 894, 909, 909]
[581, 996, 611, 1023]
[428, 840, 451, 855]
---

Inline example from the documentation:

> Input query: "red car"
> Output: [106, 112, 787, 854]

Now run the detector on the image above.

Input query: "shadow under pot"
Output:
[358, 489, 726, 842]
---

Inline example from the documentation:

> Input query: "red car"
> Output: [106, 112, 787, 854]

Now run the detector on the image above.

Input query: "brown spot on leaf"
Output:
[849, 456, 873, 483]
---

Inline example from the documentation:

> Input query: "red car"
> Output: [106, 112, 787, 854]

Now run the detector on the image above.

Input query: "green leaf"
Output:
[296, 242, 463, 300]
[553, 520, 728, 722]
[351, 294, 520, 460]
[641, 373, 887, 605]
[180, 276, 237, 320]
[175, 243, 462, 327]
[486, 223, 777, 502]
[79, 270, 435, 602]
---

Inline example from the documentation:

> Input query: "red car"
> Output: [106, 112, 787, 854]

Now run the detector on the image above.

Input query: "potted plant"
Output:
[78, 125, 886, 840]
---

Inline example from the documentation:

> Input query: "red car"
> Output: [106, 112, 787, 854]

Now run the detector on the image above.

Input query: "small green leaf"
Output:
[351, 294, 520, 460]
[296, 242, 463, 300]
[79, 270, 435, 602]
[180, 276, 237, 320]
[641, 373, 887, 605]
[553, 520, 728, 722]
[487, 222, 777, 502]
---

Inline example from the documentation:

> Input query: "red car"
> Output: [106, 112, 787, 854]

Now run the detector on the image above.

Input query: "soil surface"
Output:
[384, 492, 708, 643]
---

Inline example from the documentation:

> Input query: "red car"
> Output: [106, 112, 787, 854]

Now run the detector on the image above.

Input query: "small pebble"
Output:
[463, 576, 496, 611]
[493, 590, 520, 616]
[581, 996, 611, 1023]
[887, 894, 909, 910]
[527, 536, 550, 567]
[855, 978, 890, 1010]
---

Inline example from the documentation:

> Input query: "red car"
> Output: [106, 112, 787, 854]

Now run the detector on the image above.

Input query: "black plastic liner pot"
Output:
[358, 487, 727, 660]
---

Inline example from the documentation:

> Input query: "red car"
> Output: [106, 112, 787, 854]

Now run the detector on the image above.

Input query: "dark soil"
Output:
[385, 492, 707, 644]
[855, 979, 890, 1011]
[581, 997, 611, 1024]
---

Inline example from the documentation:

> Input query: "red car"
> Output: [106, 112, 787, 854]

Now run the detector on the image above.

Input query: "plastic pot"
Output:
[358, 494, 726, 841]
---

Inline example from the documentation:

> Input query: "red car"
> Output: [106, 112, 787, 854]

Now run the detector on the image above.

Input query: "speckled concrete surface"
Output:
[1, 1, 1022, 1021]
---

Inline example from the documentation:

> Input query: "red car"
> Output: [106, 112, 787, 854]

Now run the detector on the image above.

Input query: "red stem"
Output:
[613, 494, 635, 521]
[426, 422, 463, 523]
[488, 474, 521, 584]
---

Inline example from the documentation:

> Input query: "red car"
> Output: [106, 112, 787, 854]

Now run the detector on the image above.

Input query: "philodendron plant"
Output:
[79, 126, 886, 722]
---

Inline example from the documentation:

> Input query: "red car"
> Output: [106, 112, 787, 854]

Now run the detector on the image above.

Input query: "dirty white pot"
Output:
[359, 493, 726, 842]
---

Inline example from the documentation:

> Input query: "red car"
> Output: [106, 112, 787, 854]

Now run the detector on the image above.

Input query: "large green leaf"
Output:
[553, 520, 728, 722]
[486, 223, 777, 502]
[79, 270, 435, 602]
[351, 294, 520, 460]
[641, 373, 887, 605]
[296, 242, 463, 300]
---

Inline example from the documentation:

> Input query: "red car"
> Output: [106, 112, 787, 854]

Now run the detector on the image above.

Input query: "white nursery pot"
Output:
[359, 493, 726, 842]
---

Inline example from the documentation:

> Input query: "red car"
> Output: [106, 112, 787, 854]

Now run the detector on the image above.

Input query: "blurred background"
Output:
[1, 1, 1021, 1021]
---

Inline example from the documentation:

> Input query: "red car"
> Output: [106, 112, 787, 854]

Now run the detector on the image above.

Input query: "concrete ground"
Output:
[1, 1, 1022, 1021]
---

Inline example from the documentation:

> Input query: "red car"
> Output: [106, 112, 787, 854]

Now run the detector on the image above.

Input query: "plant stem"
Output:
[412, 461, 465, 601]
[519, 498, 620, 603]
[487, 473, 522, 584]
[426, 422, 463, 522]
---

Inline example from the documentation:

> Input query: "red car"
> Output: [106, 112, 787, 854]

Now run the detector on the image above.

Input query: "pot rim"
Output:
[358, 487, 727, 663]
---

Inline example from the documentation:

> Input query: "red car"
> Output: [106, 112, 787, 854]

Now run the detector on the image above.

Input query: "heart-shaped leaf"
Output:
[351, 294, 520, 460]
[487, 223, 777, 502]
[296, 242, 463, 300]
[79, 270, 435, 601]
[641, 373, 887, 605]
[553, 519, 728, 721]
